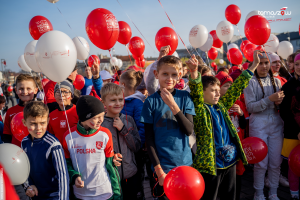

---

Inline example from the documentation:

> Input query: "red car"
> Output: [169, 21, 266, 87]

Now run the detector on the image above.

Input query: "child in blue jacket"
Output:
[21, 101, 69, 200]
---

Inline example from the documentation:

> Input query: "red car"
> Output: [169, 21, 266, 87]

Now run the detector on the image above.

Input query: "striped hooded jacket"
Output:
[189, 70, 253, 176]
[21, 131, 69, 200]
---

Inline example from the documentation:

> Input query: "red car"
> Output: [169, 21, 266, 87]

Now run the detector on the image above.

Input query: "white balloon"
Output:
[263, 34, 279, 53]
[24, 40, 41, 72]
[189, 25, 208, 48]
[117, 59, 123, 68]
[228, 43, 239, 50]
[219, 59, 224, 64]
[18, 55, 32, 72]
[0, 143, 30, 185]
[72, 37, 90, 60]
[47, 0, 59, 3]
[35, 30, 77, 83]
[199, 34, 213, 52]
[245, 10, 260, 22]
[172, 51, 179, 58]
[110, 57, 118, 66]
[277, 41, 294, 59]
[216, 20, 234, 43]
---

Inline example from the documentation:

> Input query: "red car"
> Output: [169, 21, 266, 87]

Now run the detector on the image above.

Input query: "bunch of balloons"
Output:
[110, 57, 123, 68]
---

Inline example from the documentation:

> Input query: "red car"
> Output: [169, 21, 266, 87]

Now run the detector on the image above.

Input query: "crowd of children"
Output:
[1, 46, 300, 200]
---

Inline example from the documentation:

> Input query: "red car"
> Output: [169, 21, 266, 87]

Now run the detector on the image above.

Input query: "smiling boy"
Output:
[140, 55, 195, 199]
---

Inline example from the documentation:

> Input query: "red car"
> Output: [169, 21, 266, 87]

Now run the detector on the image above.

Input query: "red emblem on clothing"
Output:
[96, 141, 103, 150]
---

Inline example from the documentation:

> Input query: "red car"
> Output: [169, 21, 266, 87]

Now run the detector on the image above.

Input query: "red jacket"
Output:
[274, 74, 287, 86]
[44, 80, 56, 104]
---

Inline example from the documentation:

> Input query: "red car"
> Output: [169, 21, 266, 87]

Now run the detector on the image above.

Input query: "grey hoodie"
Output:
[102, 113, 141, 180]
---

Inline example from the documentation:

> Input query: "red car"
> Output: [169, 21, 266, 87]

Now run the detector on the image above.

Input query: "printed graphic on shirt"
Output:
[60, 120, 66, 128]
[156, 110, 178, 130]
[96, 141, 103, 150]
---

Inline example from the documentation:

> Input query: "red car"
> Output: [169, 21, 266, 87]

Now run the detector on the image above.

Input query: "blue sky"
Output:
[0, 0, 299, 72]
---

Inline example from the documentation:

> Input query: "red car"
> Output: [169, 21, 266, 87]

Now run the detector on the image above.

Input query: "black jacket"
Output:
[280, 76, 300, 139]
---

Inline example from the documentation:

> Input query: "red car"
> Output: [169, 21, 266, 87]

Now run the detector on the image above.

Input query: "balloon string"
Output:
[58, 83, 80, 175]
[125, 45, 133, 65]
[235, 25, 244, 42]
[53, 4, 95, 64]
[226, 43, 232, 68]
[157, 0, 192, 57]
[116, 0, 156, 53]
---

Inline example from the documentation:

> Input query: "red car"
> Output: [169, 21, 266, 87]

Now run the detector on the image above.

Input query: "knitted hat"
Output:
[215, 71, 233, 87]
[294, 53, 300, 63]
[100, 70, 113, 80]
[76, 95, 105, 122]
[258, 52, 271, 61]
[268, 53, 280, 63]
[54, 80, 74, 95]
[229, 66, 239, 74]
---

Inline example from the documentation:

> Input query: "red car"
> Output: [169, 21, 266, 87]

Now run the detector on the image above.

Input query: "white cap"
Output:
[100, 70, 112, 80]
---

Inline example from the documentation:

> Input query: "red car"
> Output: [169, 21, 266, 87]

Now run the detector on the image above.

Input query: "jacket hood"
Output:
[125, 91, 146, 102]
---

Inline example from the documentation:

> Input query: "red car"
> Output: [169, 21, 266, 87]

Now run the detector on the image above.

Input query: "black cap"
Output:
[76, 95, 105, 122]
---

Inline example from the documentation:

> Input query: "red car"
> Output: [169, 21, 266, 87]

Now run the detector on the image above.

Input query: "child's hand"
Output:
[113, 117, 124, 131]
[161, 88, 180, 115]
[75, 177, 84, 188]
[158, 45, 171, 60]
[231, 104, 243, 116]
[26, 185, 38, 197]
[91, 61, 100, 79]
[185, 55, 198, 79]
[113, 153, 122, 167]
[268, 91, 285, 102]
[249, 50, 263, 72]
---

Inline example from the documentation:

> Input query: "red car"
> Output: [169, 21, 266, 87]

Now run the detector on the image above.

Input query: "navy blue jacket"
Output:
[21, 132, 69, 200]
[121, 91, 146, 147]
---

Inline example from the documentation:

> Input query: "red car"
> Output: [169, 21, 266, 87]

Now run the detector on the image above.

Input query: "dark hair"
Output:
[202, 76, 220, 91]
[278, 56, 290, 79]
[287, 53, 296, 64]
[157, 56, 181, 72]
[111, 65, 120, 72]
[198, 65, 211, 76]
[217, 67, 229, 74]
[196, 55, 205, 65]
[254, 69, 277, 98]
[0, 96, 5, 104]
[23, 101, 49, 120]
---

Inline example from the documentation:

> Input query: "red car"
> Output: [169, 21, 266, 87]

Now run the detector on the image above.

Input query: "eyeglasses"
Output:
[55, 90, 71, 96]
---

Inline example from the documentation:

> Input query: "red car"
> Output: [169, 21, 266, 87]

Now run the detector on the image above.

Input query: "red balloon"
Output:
[136, 59, 145, 68]
[128, 36, 145, 57]
[227, 48, 243, 65]
[210, 30, 223, 48]
[88, 55, 100, 67]
[11, 112, 29, 142]
[85, 8, 119, 50]
[289, 144, 300, 177]
[41, 78, 50, 87]
[208, 47, 218, 60]
[132, 54, 144, 62]
[225, 4, 241, 25]
[164, 166, 205, 200]
[245, 15, 271, 45]
[255, 45, 264, 51]
[73, 74, 85, 90]
[29, 15, 53, 40]
[240, 40, 251, 52]
[243, 43, 257, 62]
[242, 137, 268, 164]
[7, 86, 13, 92]
[155, 27, 178, 55]
[118, 21, 132, 45]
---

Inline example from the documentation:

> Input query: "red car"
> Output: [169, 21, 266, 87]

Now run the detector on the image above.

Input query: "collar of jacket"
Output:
[28, 131, 49, 143]
[77, 122, 97, 135]
[58, 103, 73, 111]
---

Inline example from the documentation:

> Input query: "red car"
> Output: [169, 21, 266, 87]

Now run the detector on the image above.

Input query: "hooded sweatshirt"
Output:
[121, 91, 146, 147]
[102, 113, 141, 180]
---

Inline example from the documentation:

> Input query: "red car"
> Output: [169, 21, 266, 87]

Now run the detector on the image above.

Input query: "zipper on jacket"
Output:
[117, 129, 124, 180]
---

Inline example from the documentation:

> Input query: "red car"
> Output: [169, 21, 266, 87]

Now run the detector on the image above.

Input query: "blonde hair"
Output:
[16, 74, 38, 88]
[100, 83, 123, 100]
[157, 56, 182, 72]
[120, 70, 143, 90]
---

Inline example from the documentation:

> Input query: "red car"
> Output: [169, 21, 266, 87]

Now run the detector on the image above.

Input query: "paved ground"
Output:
[142, 165, 292, 200]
